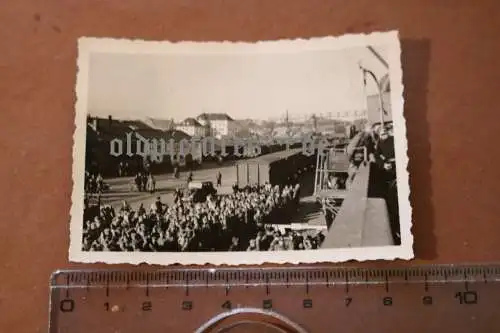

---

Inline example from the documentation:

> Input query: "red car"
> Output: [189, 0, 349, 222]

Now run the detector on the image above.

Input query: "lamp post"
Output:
[359, 64, 385, 127]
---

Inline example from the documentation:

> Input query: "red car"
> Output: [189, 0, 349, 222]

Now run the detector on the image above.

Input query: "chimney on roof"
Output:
[108, 115, 112, 127]
[93, 117, 98, 131]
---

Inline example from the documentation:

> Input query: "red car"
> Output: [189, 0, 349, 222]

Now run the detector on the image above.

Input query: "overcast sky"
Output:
[87, 44, 389, 122]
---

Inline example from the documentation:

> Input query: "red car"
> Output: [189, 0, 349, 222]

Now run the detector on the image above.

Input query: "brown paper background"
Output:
[1, 1, 500, 332]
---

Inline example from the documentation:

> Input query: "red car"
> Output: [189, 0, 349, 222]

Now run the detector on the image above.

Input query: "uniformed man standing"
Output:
[375, 128, 400, 245]
[216, 171, 222, 187]
[322, 199, 334, 230]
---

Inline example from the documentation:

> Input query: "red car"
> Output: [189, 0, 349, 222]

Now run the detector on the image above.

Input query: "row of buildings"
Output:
[85, 113, 295, 177]
[175, 113, 237, 138]
[128, 103, 387, 141]
[174, 111, 371, 139]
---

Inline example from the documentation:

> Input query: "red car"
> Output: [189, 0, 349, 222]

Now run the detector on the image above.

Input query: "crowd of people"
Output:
[360, 122, 400, 245]
[82, 182, 325, 252]
[117, 161, 131, 177]
[316, 122, 400, 245]
[130, 172, 156, 193]
[84, 171, 107, 194]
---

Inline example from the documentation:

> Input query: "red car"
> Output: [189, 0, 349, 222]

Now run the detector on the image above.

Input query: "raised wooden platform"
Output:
[315, 189, 348, 199]
[320, 163, 394, 248]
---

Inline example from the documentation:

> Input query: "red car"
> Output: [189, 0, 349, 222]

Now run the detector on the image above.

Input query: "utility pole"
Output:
[312, 113, 318, 133]
[285, 110, 291, 137]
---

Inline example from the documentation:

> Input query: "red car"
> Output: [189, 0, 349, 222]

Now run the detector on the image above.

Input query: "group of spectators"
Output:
[359, 122, 400, 245]
[84, 171, 106, 194]
[130, 172, 156, 193]
[117, 161, 131, 177]
[82, 182, 325, 252]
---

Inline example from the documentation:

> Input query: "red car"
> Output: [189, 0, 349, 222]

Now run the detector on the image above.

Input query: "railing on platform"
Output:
[320, 163, 394, 249]
[313, 146, 367, 197]
[313, 132, 365, 196]
[310, 131, 395, 248]
[345, 132, 364, 158]
[267, 224, 327, 233]
[313, 132, 373, 230]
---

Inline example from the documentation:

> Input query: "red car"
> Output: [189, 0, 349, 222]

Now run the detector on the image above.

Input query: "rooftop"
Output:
[144, 117, 175, 130]
[86, 116, 191, 141]
[197, 113, 234, 121]
[180, 118, 203, 127]
[121, 120, 153, 131]
[239, 148, 304, 165]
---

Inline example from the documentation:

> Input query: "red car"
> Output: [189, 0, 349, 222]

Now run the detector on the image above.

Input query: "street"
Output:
[99, 164, 236, 210]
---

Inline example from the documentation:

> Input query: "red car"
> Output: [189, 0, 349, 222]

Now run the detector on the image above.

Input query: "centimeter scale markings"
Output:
[50, 265, 500, 333]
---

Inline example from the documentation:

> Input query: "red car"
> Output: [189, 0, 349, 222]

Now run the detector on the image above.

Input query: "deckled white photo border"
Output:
[69, 30, 413, 265]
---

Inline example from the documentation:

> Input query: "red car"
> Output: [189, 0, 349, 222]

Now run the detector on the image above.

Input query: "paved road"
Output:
[100, 164, 236, 209]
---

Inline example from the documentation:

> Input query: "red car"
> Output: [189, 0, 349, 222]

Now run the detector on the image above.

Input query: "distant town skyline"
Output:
[88, 110, 366, 123]
[87, 42, 389, 122]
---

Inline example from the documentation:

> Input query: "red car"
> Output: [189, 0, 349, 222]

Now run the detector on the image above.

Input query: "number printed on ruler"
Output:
[50, 266, 498, 333]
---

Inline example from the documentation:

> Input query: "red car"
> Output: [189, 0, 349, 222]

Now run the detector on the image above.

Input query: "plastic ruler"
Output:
[49, 264, 500, 332]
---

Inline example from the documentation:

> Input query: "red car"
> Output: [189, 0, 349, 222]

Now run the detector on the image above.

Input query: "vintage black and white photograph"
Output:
[69, 31, 412, 264]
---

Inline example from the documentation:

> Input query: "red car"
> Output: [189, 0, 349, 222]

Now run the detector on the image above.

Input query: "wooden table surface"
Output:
[1, 1, 500, 332]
